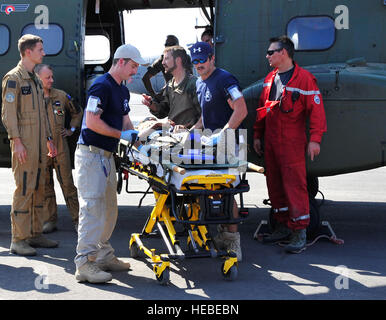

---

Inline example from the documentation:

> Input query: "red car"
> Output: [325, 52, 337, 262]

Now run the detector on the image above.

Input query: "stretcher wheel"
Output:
[156, 267, 170, 286]
[221, 263, 238, 281]
[129, 242, 140, 258]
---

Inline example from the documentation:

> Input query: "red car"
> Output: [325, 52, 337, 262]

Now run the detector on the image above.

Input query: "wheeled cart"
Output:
[117, 142, 253, 285]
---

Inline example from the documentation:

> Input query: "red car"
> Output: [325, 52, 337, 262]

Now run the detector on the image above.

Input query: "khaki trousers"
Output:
[10, 140, 47, 242]
[73, 145, 118, 268]
[44, 136, 79, 224]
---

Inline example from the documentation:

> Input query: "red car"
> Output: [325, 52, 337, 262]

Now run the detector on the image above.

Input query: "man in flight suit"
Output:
[253, 36, 327, 253]
[35, 64, 83, 233]
[1, 34, 58, 256]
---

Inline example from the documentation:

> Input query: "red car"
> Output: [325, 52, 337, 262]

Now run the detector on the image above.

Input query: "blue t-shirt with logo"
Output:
[78, 73, 130, 152]
[196, 68, 241, 131]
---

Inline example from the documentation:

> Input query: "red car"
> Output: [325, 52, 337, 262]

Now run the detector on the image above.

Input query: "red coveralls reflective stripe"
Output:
[253, 63, 327, 230]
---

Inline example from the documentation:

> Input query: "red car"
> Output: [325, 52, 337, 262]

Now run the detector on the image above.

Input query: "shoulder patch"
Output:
[5, 93, 15, 103]
[7, 80, 16, 89]
[314, 95, 321, 105]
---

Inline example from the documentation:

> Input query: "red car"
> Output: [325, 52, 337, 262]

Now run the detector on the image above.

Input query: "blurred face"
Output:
[201, 35, 213, 48]
[121, 59, 139, 82]
[193, 55, 215, 80]
[27, 42, 45, 65]
[162, 51, 177, 74]
[266, 42, 284, 68]
[37, 66, 54, 90]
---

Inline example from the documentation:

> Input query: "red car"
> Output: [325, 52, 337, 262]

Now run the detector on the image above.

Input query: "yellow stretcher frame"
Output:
[123, 160, 246, 285]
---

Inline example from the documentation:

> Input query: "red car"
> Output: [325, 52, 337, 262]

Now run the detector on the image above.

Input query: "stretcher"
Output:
[116, 130, 264, 285]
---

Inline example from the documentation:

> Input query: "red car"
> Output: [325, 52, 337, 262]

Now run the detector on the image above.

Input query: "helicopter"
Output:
[1, 0, 385, 234]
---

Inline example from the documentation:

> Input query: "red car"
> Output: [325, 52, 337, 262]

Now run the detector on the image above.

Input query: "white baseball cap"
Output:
[113, 44, 146, 65]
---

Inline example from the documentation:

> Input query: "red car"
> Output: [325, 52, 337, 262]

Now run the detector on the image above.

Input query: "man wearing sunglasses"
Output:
[189, 42, 248, 261]
[253, 36, 327, 253]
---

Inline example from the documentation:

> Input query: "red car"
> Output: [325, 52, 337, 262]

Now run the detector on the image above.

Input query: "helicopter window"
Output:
[0, 25, 10, 55]
[21, 24, 63, 55]
[84, 35, 110, 65]
[287, 16, 335, 51]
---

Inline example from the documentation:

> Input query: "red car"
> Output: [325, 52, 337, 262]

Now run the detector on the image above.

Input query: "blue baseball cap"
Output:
[189, 41, 213, 61]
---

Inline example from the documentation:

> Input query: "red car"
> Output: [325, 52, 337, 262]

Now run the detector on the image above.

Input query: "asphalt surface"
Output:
[0, 166, 386, 301]
[1, 99, 385, 303]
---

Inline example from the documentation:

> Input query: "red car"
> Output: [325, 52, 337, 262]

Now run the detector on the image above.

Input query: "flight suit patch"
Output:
[7, 80, 16, 88]
[5, 93, 15, 103]
[21, 86, 31, 95]
[54, 101, 64, 116]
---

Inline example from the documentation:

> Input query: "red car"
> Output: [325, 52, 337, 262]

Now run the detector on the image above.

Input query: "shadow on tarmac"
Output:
[0, 200, 385, 299]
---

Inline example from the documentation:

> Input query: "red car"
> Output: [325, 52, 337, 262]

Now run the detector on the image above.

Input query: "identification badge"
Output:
[21, 86, 31, 95]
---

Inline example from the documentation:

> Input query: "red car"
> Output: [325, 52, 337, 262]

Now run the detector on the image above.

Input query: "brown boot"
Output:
[213, 224, 228, 250]
[42, 221, 57, 234]
[10, 240, 37, 256]
[222, 231, 242, 262]
[75, 261, 113, 283]
[97, 257, 131, 272]
[26, 235, 59, 248]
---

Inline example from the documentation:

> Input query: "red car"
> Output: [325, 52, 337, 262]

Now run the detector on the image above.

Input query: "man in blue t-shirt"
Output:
[189, 42, 248, 261]
[74, 44, 146, 284]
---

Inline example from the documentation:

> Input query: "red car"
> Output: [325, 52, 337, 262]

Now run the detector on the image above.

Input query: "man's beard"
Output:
[163, 61, 177, 74]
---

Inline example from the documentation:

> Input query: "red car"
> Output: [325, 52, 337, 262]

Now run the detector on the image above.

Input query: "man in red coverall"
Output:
[253, 36, 327, 253]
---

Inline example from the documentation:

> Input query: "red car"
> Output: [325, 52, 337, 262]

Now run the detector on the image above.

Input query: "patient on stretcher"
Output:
[135, 117, 246, 170]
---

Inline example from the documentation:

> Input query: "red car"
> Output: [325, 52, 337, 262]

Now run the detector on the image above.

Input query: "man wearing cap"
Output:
[74, 43, 146, 284]
[1, 34, 58, 256]
[142, 35, 179, 102]
[35, 64, 83, 234]
[142, 45, 201, 129]
[189, 42, 248, 261]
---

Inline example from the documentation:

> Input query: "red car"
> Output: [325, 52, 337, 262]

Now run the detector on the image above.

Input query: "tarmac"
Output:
[0, 166, 386, 302]
[0, 99, 385, 304]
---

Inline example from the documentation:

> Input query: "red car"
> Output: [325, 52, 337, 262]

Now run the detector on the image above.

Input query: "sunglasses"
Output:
[192, 57, 209, 65]
[266, 48, 283, 56]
